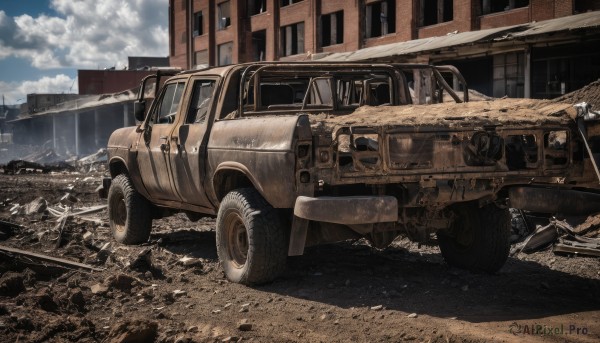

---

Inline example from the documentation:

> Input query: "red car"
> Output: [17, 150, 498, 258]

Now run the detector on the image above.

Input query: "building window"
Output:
[321, 11, 343, 47]
[217, 1, 231, 30]
[481, 0, 528, 15]
[280, 22, 304, 56]
[493, 53, 525, 98]
[280, 0, 303, 7]
[194, 49, 208, 66]
[193, 11, 203, 36]
[252, 30, 266, 61]
[420, 0, 453, 27]
[217, 42, 233, 66]
[248, 0, 267, 16]
[365, 0, 396, 38]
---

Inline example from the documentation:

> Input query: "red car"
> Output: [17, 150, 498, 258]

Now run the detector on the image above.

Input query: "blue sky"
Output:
[0, 0, 168, 104]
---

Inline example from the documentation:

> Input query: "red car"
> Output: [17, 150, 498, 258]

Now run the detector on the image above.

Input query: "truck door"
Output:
[168, 78, 217, 209]
[137, 81, 186, 202]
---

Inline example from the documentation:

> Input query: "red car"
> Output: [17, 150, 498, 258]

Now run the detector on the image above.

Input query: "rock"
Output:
[224, 302, 232, 309]
[370, 305, 383, 311]
[461, 285, 469, 291]
[69, 289, 86, 310]
[237, 319, 253, 331]
[187, 325, 199, 333]
[239, 303, 250, 313]
[173, 289, 186, 297]
[105, 320, 158, 343]
[106, 274, 137, 293]
[222, 336, 239, 342]
[35, 288, 59, 313]
[128, 248, 153, 270]
[90, 283, 109, 295]
[0, 272, 25, 296]
[407, 313, 418, 318]
[178, 256, 202, 267]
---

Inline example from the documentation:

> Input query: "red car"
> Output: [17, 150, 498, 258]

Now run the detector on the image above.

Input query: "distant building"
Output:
[168, 0, 600, 98]
[8, 56, 174, 156]
[78, 56, 170, 95]
[128, 56, 170, 70]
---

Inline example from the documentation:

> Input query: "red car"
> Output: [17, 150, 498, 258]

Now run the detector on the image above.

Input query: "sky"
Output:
[0, 0, 168, 105]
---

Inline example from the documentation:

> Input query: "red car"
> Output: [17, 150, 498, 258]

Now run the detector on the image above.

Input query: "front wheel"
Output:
[107, 174, 152, 245]
[216, 188, 287, 285]
[438, 202, 510, 273]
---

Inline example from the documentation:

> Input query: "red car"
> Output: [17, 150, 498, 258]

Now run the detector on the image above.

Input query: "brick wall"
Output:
[479, 7, 530, 30]
[169, 0, 588, 69]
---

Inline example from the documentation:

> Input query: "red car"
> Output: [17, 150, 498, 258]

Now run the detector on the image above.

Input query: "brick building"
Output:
[169, 0, 600, 98]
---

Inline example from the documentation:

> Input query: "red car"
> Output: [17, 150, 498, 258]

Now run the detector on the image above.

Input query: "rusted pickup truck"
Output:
[102, 62, 600, 284]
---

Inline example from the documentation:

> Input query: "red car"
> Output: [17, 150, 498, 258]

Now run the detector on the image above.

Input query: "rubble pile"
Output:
[553, 79, 600, 110]
[0, 173, 599, 342]
[0, 148, 107, 175]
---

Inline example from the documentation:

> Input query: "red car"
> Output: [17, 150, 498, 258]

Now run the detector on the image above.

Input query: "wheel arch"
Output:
[212, 162, 268, 205]
[109, 157, 129, 178]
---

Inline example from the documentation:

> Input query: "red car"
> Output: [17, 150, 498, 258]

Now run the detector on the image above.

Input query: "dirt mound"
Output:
[553, 79, 600, 110]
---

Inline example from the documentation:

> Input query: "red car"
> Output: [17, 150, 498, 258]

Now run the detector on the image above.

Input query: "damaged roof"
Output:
[319, 11, 600, 62]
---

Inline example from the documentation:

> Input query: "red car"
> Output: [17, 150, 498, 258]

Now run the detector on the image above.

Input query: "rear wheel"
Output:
[438, 203, 510, 273]
[107, 174, 152, 244]
[216, 188, 287, 285]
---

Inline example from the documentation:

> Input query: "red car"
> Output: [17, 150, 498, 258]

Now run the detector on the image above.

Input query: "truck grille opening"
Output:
[544, 130, 568, 167]
[506, 134, 538, 170]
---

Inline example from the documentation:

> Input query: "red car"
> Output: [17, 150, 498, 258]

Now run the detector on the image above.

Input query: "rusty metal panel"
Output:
[207, 115, 301, 208]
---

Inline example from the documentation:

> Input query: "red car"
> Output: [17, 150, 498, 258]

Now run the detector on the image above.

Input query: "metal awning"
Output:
[319, 11, 600, 62]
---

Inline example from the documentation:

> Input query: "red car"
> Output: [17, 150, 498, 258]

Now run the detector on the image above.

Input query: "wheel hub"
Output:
[225, 212, 248, 268]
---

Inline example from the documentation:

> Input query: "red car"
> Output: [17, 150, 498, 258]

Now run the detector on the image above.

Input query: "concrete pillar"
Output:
[524, 49, 531, 98]
[52, 116, 57, 150]
[94, 108, 100, 149]
[123, 102, 129, 127]
[75, 112, 80, 156]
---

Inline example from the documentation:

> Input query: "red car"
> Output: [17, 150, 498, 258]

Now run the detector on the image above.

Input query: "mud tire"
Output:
[216, 188, 287, 285]
[438, 203, 510, 273]
[107, 174, 152, 245]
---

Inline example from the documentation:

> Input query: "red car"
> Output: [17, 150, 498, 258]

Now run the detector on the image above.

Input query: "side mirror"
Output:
[133, 101, 146, 122]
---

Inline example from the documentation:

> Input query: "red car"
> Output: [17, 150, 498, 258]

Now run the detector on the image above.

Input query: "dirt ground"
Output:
[0, 172, 598, 343]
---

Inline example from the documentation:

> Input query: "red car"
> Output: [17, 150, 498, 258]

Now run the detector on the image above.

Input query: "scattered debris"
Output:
[512, 218, 600, 257]
[0, 244, 103, 272]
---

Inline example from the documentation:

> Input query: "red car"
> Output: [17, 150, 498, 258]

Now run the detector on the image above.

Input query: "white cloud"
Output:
[0, 0, 168, 70]
[0, 75, 77, 104]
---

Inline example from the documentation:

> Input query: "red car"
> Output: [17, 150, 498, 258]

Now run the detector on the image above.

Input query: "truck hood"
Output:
[108, 126, 138, 149]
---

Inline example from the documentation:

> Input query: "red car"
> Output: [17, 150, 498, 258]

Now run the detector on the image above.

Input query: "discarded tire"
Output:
[438, 203, 510, 273]
[107, 174, 152, 245]
[216, 188, 287, 285]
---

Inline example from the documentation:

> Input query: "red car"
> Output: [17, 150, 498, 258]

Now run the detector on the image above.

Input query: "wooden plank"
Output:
[0, 244, 103, 272]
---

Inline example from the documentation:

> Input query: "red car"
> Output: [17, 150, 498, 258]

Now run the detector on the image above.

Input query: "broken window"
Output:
[193, 11, 203, 36]
[252, 30, 266, 61]
[365, 0, 396, 38]
[248, 0, 266, 16]
[480, 0, 528, 15]
[217, 42, 233, 66]
[280, 0, 303, 7]
[321, 11, 343, 47]
[280, 22, 304, 56]
[217, 1, 231, 30]
[186, 80, 216, 124]
[419, 0, 453, 27]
